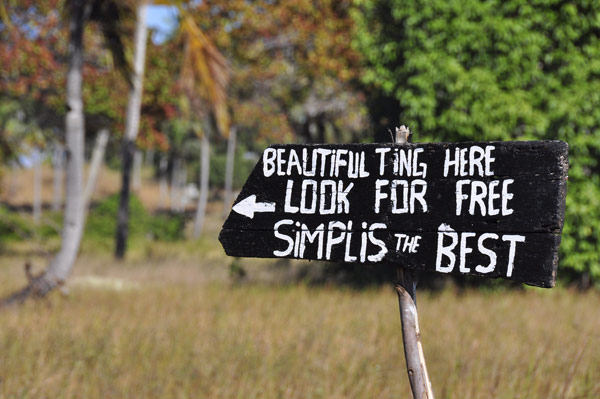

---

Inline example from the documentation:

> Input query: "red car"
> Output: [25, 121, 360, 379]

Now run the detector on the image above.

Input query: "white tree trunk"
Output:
[223, 126, 237, 218]
[39, 0, 90, 291]
[115, 2, 148, 258]
[132, 149, 143, 191]
[83, 128, 109, 213]
[32, 150, 42, 225]
[193, 133, 210, 238]
[158, 154, 168, 209]
[52, 142, 64, 212]
[123, 3, 148, 144]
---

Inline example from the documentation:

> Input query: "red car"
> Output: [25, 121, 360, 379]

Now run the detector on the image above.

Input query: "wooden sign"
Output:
[220, 141, 568, 288]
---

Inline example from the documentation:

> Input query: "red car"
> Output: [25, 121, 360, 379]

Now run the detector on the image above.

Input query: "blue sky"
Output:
[146, 5, 178, 44]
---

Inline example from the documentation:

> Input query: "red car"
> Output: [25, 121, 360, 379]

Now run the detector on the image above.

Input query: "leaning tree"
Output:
[0, 0, 132, 305]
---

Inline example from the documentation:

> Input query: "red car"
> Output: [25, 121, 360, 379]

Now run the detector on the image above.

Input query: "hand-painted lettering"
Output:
[434, 223, 526, 279]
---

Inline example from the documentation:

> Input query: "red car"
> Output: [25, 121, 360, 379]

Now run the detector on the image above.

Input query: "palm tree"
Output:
[0, 0, 131, 306]
[115, 4, 230, 254]
[178, 10, 230, 238]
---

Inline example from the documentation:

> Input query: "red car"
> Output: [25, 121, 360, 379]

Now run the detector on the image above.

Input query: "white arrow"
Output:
[232, 195, 276, 219]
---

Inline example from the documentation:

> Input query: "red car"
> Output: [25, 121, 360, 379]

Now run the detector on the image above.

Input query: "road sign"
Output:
[220, 141, 568, 288]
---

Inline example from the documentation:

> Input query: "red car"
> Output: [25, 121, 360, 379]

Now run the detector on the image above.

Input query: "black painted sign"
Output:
[220, 141, 568, 288]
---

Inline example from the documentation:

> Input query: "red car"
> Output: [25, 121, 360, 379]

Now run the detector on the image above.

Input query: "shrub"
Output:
[149, 213, 186, 241]
[0, 206, 33, 242]
[86, 194, 186, 246]
[86, 194, 150, 245]
[354, 0, 600, 286]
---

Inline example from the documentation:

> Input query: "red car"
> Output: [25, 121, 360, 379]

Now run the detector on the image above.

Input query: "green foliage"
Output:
[354, 0, 600, 285]
[149, 213, 186, 242]
[36, 211, 63, 240]
[208, 143, 256, 189]
[86, 194, 185, 248]
[86, 194, 149, 244]
[0, 206, 34, 243]
[0, 207, 61, 249]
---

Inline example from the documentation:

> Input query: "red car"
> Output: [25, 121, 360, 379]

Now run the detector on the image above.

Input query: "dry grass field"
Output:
[0, 250, 599, 399]
[1, 165, 599, 398]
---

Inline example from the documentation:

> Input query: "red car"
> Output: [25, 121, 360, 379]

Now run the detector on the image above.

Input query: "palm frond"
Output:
[179, 11, 230, 137]
[0, 0, 14, 30]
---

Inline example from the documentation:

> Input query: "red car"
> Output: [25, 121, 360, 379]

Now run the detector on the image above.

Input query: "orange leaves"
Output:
[176, 0, 367, 144]
[232, 99, 294, 144]
[0, 4, 65, 104]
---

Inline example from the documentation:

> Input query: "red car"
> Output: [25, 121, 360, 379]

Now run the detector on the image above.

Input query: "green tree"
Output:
[353, 0, 600, 286]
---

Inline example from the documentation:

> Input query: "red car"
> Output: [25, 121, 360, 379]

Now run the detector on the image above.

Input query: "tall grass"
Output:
[1, 166, 598, 398]
[0, 256, 598, 399]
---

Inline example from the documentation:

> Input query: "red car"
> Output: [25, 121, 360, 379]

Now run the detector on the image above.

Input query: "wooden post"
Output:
[394, 125, 435, 399]
[396, 282, 434, 399]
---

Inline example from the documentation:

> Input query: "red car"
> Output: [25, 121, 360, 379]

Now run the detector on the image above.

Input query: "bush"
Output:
[86, 193, 150, 244]
[149, 213, 186, 241]
[0, 206, 33, 242]
[85, 194, 186, 247]
[0, 206, 61, 247]
[354, 0, 600, 286]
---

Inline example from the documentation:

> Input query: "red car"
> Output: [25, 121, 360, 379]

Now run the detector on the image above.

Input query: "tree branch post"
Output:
[395, 282, 434, 399]
[393, 125, 435, 399]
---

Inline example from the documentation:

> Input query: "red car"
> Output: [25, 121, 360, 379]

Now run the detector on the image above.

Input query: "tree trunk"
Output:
[52, 142, 64, 212]
[193, 133, 210, 238]
[145, 148, 154, 167]
[83, 128, 109, 213]
[223, 126, 236, 218]
[32, 149, 42, 225]
[158, 154, 168, 209]
[177, 161, 187, 211]
[132, 149, 142, 191]
[115, 2, 148, 259]
[170, 156, 180, 213]
[0, 0, 91, 306]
